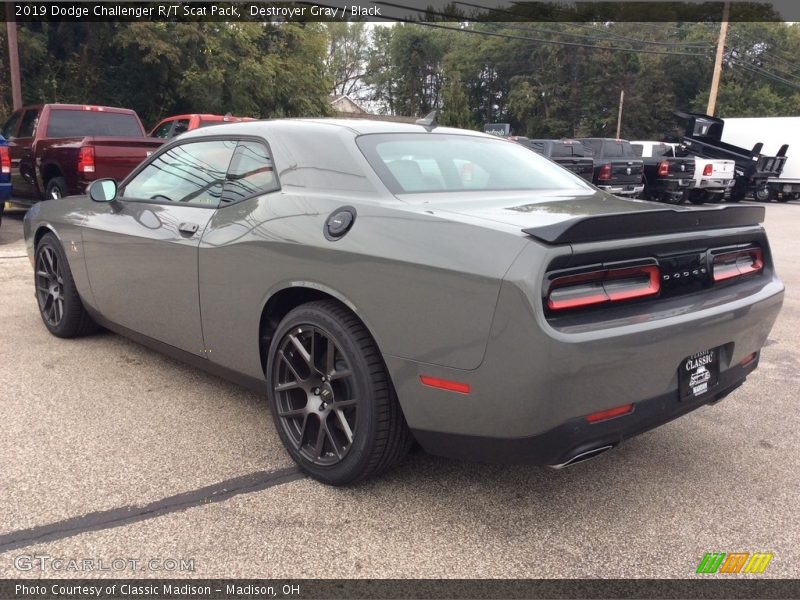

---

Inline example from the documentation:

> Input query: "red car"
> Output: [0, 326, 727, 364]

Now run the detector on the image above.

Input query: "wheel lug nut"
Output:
[313, 387, 320, 395]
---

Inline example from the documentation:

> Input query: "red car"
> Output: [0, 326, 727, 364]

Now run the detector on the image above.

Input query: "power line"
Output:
[367, 8, 714, 57]
[452, 3, 713, 48]
[728, 58, 800, 91]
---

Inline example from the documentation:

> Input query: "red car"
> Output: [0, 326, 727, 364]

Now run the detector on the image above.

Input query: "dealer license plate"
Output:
[679, 347, 720, 399]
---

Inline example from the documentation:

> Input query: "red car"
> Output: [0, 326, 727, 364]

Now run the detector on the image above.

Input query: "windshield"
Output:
[357, 133, 593, 194]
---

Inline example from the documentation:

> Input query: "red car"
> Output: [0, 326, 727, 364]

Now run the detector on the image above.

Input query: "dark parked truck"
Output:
[510, 137, 594, 181]
[676, 111, 787, 202]
[631, 140, 696, 204]
[1, 104, 164, 202]
[577, 138, 644, 197]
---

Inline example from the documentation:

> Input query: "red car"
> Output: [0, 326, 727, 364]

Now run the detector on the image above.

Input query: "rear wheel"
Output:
[45, 177, 68, 200]
[687, 190, 707, 205]
[266, 300, 412, 485]
[35, 233, 98, 337]
[755, 185, 772, 202]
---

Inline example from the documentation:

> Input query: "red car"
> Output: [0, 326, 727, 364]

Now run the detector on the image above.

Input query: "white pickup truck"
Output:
[632, 141, 735, 204]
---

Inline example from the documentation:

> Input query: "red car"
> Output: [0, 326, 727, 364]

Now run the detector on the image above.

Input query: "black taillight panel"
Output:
[543, 244, 766, 316]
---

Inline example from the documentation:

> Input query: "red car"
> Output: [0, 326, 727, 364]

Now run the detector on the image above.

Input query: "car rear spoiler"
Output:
[522, 205, 765, 244]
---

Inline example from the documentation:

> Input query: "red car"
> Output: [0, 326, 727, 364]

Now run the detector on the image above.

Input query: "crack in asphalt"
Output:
[0, 467, 305, 554]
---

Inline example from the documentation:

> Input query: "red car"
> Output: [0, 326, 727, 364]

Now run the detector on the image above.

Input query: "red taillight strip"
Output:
[657, 160, 669, 177]
[547, 264, 660, 311]
[712, 248, 763, 282]
[586, 403, 634, 424]
[420, 376, 471, 394]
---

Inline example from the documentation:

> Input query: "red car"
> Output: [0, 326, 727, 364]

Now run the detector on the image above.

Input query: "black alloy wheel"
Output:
[34, 233, 98, 337]
[273, 324, 358, 466]
[267, 300, 412, 485]
[36, 244, 65, 328]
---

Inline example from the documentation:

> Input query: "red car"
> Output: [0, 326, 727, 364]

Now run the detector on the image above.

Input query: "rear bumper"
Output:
[411, 358, 755, 465]
[697, 178, 735, 190]
[388, 235, 784, 458]
[597, 183, 644, 195]
[0, 182, 10, 202]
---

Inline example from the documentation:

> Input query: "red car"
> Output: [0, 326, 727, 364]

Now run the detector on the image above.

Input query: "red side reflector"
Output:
[420, 376, 470, 394]
[586, 403, 634, 424]
[0, 146, 9, 175]
[712, 248, 763, 282]
[739, 352, 757, 368]
[703, 163, 713, 176]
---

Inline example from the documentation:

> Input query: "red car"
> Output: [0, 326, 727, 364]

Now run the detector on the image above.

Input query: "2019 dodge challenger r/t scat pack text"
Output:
[24, 118, 784, 485]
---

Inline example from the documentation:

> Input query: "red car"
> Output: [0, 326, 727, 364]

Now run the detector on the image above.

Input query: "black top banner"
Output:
[4, 0, 800, 23]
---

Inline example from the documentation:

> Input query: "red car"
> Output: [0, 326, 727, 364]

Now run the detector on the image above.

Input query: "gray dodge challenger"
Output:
[24, 118, 784, 485]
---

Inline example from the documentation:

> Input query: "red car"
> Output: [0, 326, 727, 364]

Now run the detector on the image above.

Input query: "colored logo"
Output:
[696, 552, 773, 574]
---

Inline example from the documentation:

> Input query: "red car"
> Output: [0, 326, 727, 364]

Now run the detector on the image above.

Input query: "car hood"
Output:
[398, 189, 765, 244]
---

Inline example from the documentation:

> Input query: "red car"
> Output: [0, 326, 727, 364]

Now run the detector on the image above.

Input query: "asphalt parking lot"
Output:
[0, 201, 798, 580]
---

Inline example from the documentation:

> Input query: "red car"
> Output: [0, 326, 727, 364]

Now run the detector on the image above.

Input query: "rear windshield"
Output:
[581, 139, 635, 158]
[46, 110, 143, 137]
[549, 142, 588, 157]
[357, 133, 592, 194]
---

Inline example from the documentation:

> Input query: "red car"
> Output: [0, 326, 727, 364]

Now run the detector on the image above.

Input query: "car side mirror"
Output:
[88, 178, 118, 203]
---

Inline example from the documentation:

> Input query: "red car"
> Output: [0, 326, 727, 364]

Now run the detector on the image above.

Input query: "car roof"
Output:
[27, 104, 137, 115]
[177, 118, 499, 140]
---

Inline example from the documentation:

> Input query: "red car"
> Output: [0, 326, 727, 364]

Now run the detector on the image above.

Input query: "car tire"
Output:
[755, 185, 772, 202]
[266, 300, 413, 485]
[687, 191, 707, 205]
[45, 177, 68, 200]
[35, 233, 98, 338]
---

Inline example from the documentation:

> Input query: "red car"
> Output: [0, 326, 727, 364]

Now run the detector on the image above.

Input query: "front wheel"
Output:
[266, 300, 413, 485]
[35, 233, 98, 337]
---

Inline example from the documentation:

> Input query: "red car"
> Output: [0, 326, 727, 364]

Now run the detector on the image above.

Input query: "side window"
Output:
[2, 110, 22, 138]
[151, 120, 174, 139]
[17, 109, 39, 138]
[123, 140, 237, 207]
[172, 119, 190, 137]
[220, 141, 278, 205]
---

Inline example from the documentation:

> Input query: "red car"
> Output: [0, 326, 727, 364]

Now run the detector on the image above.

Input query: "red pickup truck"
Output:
[1, 104, 164, 202]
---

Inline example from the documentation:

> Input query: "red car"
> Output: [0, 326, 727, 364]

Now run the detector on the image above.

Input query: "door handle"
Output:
[178, 222, 199, 235]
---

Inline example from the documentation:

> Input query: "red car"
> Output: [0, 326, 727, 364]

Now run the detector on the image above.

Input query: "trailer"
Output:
[675, 111, 788, 202]
[722, 116, 800, 202]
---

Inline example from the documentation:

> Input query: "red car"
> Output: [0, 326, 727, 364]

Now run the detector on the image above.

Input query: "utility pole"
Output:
[615, 90, 624, 139]
[6, 2, 23, 110]
[707, 1, 731, 116]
